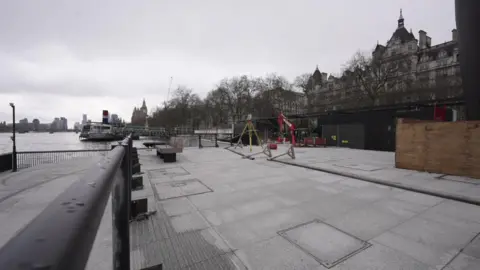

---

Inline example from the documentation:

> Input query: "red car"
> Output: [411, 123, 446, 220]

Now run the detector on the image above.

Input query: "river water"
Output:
[0, 132, 136, 154]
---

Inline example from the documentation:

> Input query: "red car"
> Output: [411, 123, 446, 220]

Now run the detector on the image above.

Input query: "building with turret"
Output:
[131, 99, 148, 126]
[309, 10, 462, 113]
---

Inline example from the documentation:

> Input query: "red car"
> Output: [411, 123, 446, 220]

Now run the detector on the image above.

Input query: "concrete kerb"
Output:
[224, 147, 480, 207]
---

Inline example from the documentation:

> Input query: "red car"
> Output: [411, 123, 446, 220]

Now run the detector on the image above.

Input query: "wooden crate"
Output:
[395, 118, 480, 179]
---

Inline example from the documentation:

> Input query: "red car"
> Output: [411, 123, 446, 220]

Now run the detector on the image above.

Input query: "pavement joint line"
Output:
[225, 148, 480, 207]
[440, 232, 480, 270]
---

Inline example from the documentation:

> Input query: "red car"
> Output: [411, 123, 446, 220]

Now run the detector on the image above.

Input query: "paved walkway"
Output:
[1, 144, 480, 269]
[232, 145, 480, 205]
[133, 146, 480, 269]
[0, 157, 101, 248]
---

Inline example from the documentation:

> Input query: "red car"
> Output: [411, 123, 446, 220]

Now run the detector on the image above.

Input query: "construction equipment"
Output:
[234, 114, 263, 151]
[234, 114, 272, 160]
[277, 113, 296, 145]
[269, 112, 296, 160]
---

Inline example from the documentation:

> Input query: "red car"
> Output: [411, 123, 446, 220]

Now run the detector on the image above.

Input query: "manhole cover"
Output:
[149, 167, 190, 178]
[155, 179, 213, 200]
[171, 182, 187, 187]
[279, 220, 371, 268]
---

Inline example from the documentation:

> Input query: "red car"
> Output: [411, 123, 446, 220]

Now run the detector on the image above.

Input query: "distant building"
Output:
[131, 99, 148, 126]
[309, 10, 462, 113]
[51, 117, 68, 131]
[74, 122, 81, 130]
[110, 114, 120, 124]
[18, 118, 29, 132]
[82, 114, 87, 125]
[254, 87, 307, 118]
[32, 119, 40, 131]
[60, 117, 68, 131]
[51, 118, 60, 131]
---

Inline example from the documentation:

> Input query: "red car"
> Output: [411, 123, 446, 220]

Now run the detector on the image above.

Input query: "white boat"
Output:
[79, 122, 123, 141]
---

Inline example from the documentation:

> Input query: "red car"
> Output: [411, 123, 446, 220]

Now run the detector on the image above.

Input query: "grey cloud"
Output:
[0, 0, 456, 123]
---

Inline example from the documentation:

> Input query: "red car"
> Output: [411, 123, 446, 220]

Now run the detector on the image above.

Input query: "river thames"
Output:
[0, 132, 134, 154]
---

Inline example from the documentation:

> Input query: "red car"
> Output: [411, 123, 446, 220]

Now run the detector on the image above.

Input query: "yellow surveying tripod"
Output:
[234, 114, 263, 152]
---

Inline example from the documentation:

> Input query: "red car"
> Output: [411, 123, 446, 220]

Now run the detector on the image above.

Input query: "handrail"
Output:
[0, 135, 133, 270]
[17, 149, 110, 154]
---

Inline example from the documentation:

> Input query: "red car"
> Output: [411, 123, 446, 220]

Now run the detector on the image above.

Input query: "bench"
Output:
[156, 145, 183, 163]
[143, 141, 167, 148]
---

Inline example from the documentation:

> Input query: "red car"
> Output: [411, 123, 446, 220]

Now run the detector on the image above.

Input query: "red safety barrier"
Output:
[268, 143, 278, 150]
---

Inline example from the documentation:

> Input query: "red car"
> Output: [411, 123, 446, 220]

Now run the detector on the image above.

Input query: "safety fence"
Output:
[16, 149, 110, 169]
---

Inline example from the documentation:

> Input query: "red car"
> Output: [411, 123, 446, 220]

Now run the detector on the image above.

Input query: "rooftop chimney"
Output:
[419, 30, 427, 49]
[452, 29, 458, 41]
[321, 73, 328, 82]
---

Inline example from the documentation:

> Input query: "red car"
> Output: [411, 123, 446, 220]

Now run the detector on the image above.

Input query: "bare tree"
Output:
[345, 51, 412, 105]
[294, 73, 315, 112]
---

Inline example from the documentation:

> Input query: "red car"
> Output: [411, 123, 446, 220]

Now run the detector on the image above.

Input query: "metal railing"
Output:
[0, 135, 133, 270]
[16, 149, 110, 169]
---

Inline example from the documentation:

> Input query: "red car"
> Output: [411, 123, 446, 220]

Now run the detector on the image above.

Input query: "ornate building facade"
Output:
[254, 87, 307, 117]
[309, 10, 462, 113]
[131, 99, 148, 126]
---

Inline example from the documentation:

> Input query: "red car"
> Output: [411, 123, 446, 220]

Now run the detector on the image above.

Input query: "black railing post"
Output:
[215, 134, 219, 148]
[198, 135, 203, 148]
[9, 103, 17, 172]
[112, 136, 132, 270]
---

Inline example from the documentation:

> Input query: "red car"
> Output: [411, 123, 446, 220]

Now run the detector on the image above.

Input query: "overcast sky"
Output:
[0, 0, 456, 126]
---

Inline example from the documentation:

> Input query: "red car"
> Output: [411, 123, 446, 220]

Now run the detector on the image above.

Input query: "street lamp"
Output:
[9, 103, 17, 172]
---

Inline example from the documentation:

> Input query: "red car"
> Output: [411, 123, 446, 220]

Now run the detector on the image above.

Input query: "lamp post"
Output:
[9, 103, 17, 172]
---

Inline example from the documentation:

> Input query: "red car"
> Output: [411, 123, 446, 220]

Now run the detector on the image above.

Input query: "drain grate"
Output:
[278, 220, 371, 268]
[155, 179, 213, 200]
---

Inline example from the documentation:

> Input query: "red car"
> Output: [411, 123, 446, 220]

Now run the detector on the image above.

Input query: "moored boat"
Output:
[79, 122, 123, 141]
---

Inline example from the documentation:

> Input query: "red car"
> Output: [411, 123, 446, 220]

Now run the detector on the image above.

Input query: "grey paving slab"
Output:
[241, 206, 313, 241]
[373, 231, 457, 269]
[390, 216, 477, 252]
[326, 204, 410, 241]
[394, 190, 445, 206]
[295, 194, 367, 221]
[334, 242, 433, 270]
[444, 252, 480, 270]
[201, 206, 245, 226]
[372, 197, 430, 219]
[215, 220, 261, 250]
[279, 220, 371, 268]
[426, 200, 480, 223]
[266, 146, 480, 204]
[160, 197, 197, 217]
[170, 211, 210, 233]
[463, 234, 480, 259]
[155, 179, 213, 200]
[343, 185, 403, 202]
[420, 208, 480, 235]
[235, 235, 326, 270]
